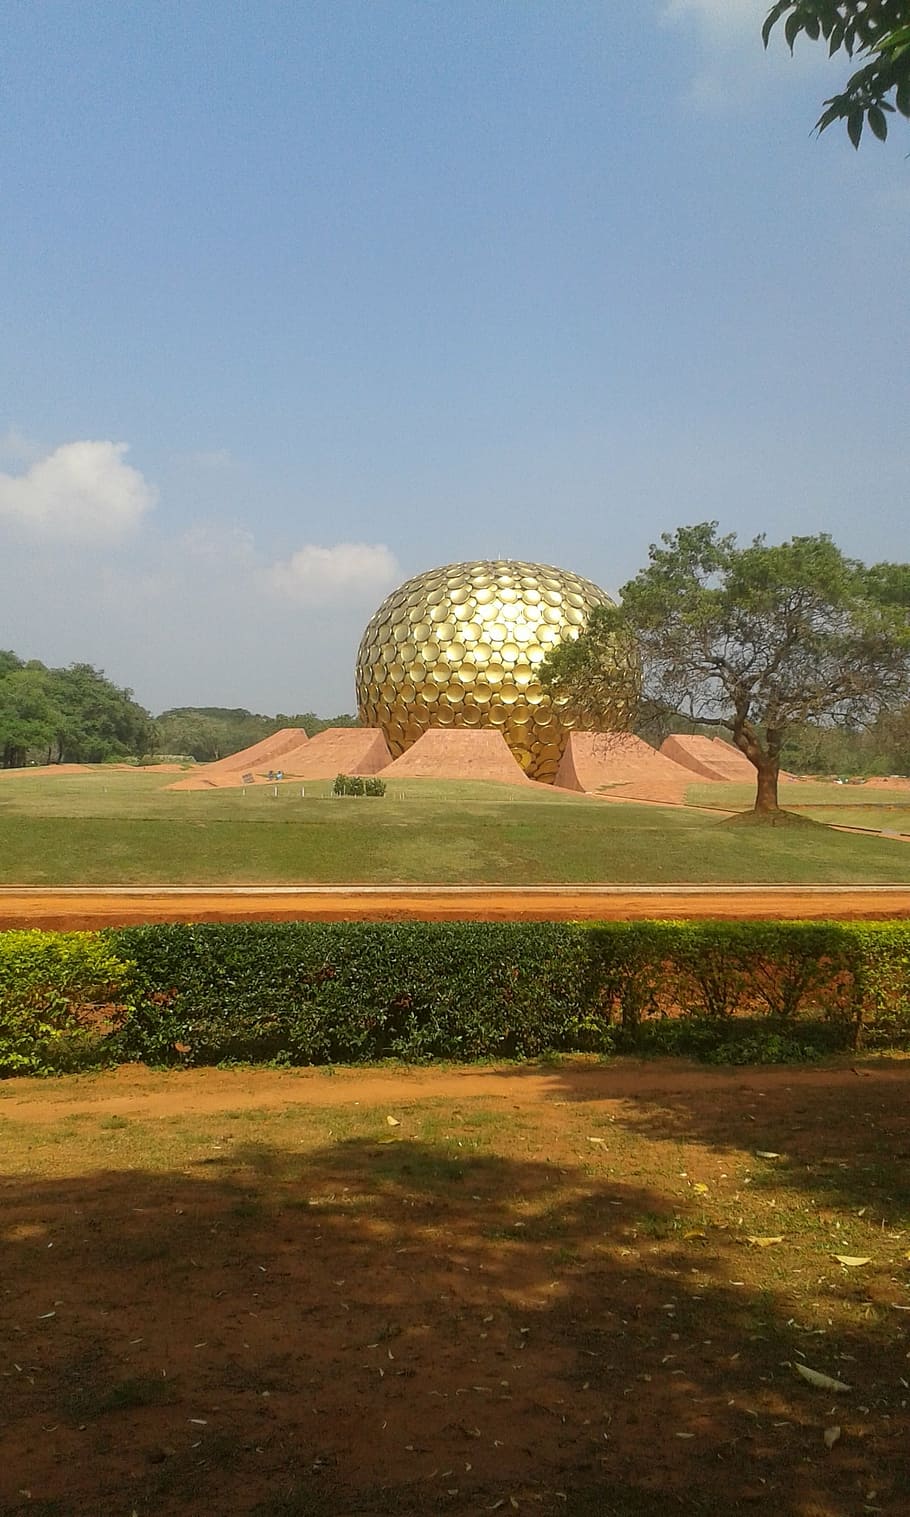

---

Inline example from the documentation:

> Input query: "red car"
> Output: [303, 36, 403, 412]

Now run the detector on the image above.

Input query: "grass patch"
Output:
[0, 768, 907, 882]
[688, 776, 910, 814]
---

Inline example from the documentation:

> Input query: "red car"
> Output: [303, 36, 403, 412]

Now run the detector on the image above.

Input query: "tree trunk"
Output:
[731, 715, 782, 816]
[754, 759, 781, 815]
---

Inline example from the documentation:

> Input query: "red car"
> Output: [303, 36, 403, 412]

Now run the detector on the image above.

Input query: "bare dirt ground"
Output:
[0, 884, 909, 931]
[2, 1059, 909, 1517]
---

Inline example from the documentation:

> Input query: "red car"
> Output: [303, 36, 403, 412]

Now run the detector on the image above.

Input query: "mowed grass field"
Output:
[0, 767, 908, 884]
[687, 779, 910, 836]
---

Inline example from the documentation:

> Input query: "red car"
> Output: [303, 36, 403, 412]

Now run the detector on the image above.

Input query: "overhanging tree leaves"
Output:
[540, 524, 910, 817]
[763, 1, 910, 145]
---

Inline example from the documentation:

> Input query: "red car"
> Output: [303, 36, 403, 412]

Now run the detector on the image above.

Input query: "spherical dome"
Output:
[355, 558, 631, 783]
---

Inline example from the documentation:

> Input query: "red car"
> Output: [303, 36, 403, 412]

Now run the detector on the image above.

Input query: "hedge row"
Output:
[1, 920, 909, 1076]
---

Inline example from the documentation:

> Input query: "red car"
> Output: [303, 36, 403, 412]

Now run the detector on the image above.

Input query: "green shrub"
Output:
[847, 922, 910, 1048]
[586, 921, 860, 1043]
[0, 930, 134, 1076]
[333, 773, 384, 796]
[107, 922, 601, 1067]
[615, 1015, 846, 1064]
[2, 919, 909, 1076]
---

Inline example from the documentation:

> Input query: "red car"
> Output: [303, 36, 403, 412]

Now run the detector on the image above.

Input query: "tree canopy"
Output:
[0, 653, 156, 768]
[763, 1, 910, 145]
[540, 524, 910, 816]
[0, 653, 361, 769]
[155, 707, 359, 762]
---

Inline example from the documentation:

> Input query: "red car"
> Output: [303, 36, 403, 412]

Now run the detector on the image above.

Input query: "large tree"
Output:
[52, 663, 156, 763]
[0, 667, 60, 769]
[540, 524, 910, 817]
[763, 1, 910, 145]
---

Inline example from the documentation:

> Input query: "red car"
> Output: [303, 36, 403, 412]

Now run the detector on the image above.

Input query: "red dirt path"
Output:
[2, 1056, 905, 1125]
[0, 884, 908, 929]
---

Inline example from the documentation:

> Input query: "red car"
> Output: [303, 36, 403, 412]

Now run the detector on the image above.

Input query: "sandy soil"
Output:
[0, 884, 908, 930]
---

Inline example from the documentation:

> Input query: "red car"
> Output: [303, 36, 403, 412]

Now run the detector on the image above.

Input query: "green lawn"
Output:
[687, 778, 910, 836]
[0, 767, 908, 884]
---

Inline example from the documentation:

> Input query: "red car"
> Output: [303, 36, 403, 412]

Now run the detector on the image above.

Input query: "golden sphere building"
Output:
[355, 558, 628, 784]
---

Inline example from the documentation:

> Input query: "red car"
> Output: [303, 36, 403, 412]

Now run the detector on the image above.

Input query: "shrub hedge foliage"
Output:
[1, 920, 909, 1075]
[0, 929, 135, 1076]
[332, 773, 386, 796]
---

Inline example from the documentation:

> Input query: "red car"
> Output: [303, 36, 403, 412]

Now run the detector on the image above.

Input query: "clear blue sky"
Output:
[2, 0, 907, 715]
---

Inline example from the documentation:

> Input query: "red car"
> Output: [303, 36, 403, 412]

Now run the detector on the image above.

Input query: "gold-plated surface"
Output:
[355, 559, 631, 783]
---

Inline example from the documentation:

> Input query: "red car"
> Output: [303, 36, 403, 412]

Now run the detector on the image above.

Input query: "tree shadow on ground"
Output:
[2, 1118, 908, 1517]
[461, 1058, 910, 1218]
[554, 1058, 910, 1218]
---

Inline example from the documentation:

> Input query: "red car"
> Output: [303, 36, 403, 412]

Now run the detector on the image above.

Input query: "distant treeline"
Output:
[0, 650, 156, 768]
[0, 649, 358, 769]
[1, 645, 906, 774]
[155, 707, 358, 763]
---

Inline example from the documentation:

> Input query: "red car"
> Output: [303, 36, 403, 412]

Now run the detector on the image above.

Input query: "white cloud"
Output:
[662, 0, 827, 107]
[262, 542, 399, 605]
[664, 0, 765, 40]
[0, 441, 156, 542]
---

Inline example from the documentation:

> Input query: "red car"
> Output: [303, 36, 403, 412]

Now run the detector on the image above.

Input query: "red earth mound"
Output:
[378, 728, 534, 785]
[275, 727, 391, 780]
[660, 734, 755, 782]
[166, 727, 309, 791]
[554, 732, 696, 804]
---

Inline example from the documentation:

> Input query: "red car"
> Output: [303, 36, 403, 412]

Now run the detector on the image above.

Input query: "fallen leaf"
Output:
[795, 1364, 851, 1394]
[834, 1255, 871, 1268]
[386, 1116, 401, 1128]
[756, 1151, 782, 1159]
[693, 1183, 709, 1194]
[683, 1230, 707, 1240]
[824, 1425, 842, 1449]
[587, 1137, 608, 1147]
[747, 1235, 784, 1248]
